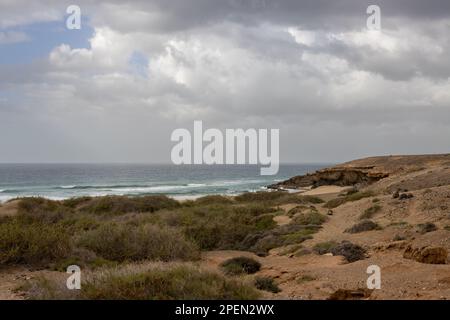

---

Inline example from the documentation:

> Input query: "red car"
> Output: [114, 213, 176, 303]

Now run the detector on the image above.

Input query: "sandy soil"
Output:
[302, 185, 350, 196]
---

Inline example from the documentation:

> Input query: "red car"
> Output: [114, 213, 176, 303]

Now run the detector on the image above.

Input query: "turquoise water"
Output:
[0, 164, 329, 202]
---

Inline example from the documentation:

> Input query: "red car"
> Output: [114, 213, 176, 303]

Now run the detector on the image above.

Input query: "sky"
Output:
[0, 0, 450, 163]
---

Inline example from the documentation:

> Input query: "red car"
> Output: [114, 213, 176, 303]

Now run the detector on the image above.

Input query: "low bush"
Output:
[313, 241, 338, 255]
[254, 276, 280, 293]
[293, 211, 327, 226]
[417, 222, 437, 234]
[80, 195, 180, 215]
[17, 197, 72, 224]
[235, 192, 323, 206]
[235, 191, 288, 203]
[77, 223, 199, 262]
[344, 220, 381, 234]
[220, 257, 261, 275]
[22, 263, 260, 300]
[158, 204, 278, 251]
[296, 274, 316, 284]
[287, 205, 308, 217]
[324, 191, 375, 209]
[330, 241, 366, 263]
[240, 223, 319, 256]
[359, 205, 381, 220]
[193, 195, 234, 206]
[0, 220, 71, 266]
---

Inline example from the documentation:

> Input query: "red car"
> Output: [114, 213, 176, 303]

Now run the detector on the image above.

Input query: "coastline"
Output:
[1, 154, 450, 300]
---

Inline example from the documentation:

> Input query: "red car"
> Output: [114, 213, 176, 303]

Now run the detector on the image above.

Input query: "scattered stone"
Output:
[403, 245, 448, 264]
[399, 193, 414, 200]
[327, 209, 333, 216]
[393, 190, 400, 199]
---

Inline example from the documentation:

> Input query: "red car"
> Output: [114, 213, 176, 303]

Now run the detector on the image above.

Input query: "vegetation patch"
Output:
[324, 191, 375, 209]
[296, 275, 316, 284]
[254, 276, 280, 293]
[293, 210, 327, 226]
[78, 223, 199, 262]
[359, 205, 381, 220]
[0, 220, 71, 266]
[416, 222, 437, 234]
[235, 192, 323, 206]
[241, 223, 320, 256]
[313, 241, 338, 255]
[79, 195, 180, 215]
[345, 220, 381, 234]
[330, 241, 366, 263]
[22, 263, 260, 300]
[193, 195, 234, 206]
[220, 257, 261, 275]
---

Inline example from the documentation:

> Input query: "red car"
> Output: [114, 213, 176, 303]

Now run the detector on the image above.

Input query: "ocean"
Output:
[0, 163, 329, 202]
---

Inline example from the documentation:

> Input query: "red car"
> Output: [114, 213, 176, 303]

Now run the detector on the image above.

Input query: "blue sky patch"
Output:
[0, 17, 94, 65]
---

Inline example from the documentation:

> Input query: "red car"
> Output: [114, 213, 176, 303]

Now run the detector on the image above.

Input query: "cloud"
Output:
[1, 0, 450, 162]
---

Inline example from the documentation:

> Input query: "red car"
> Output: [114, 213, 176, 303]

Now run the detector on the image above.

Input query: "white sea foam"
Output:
[0, 195, 15, 203]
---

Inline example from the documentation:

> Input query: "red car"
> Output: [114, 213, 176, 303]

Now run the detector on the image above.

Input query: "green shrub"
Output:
[296, 274, 316, 284]
[254, 276, 280, 293]
[344, 220, 381, 234]
[299, 195, 324, 204]
[235, 192, 323, 206]
[251, 214, 277, 230]
[60, 215, 100, 233]
[62, 197, 92, 208]
[234, 191, 288, 203]
[324, 191, 375, 209]
[331, 241, 366, 263]
[0, 220, 71, 266]
[22, 263, 260, 300]
[416, 222, 437, 234]
[313, 241, 338, 255]
[80, 195, 180, 215]
[193, 195, 234, 206]
[220, 257, 261, 275]
[77, 223, 199, 262]
[240, 221, 321, 256]
[359, 205, 381, 220]
[346, 191, 375, 202]
[287, 205, 308, 217]
[293, 211, 327, 226]
[158, 204, 277, 251]
[17, 197, 72, 224]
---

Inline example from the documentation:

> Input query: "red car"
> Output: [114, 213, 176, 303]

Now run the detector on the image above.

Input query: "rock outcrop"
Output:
[403, 245, 448, 264]
[269, 167, 388, 189]
[269, 154, 450, 190]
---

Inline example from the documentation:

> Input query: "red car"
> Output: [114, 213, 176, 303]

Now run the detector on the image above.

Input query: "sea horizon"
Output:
[0, 163, 331, 202]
